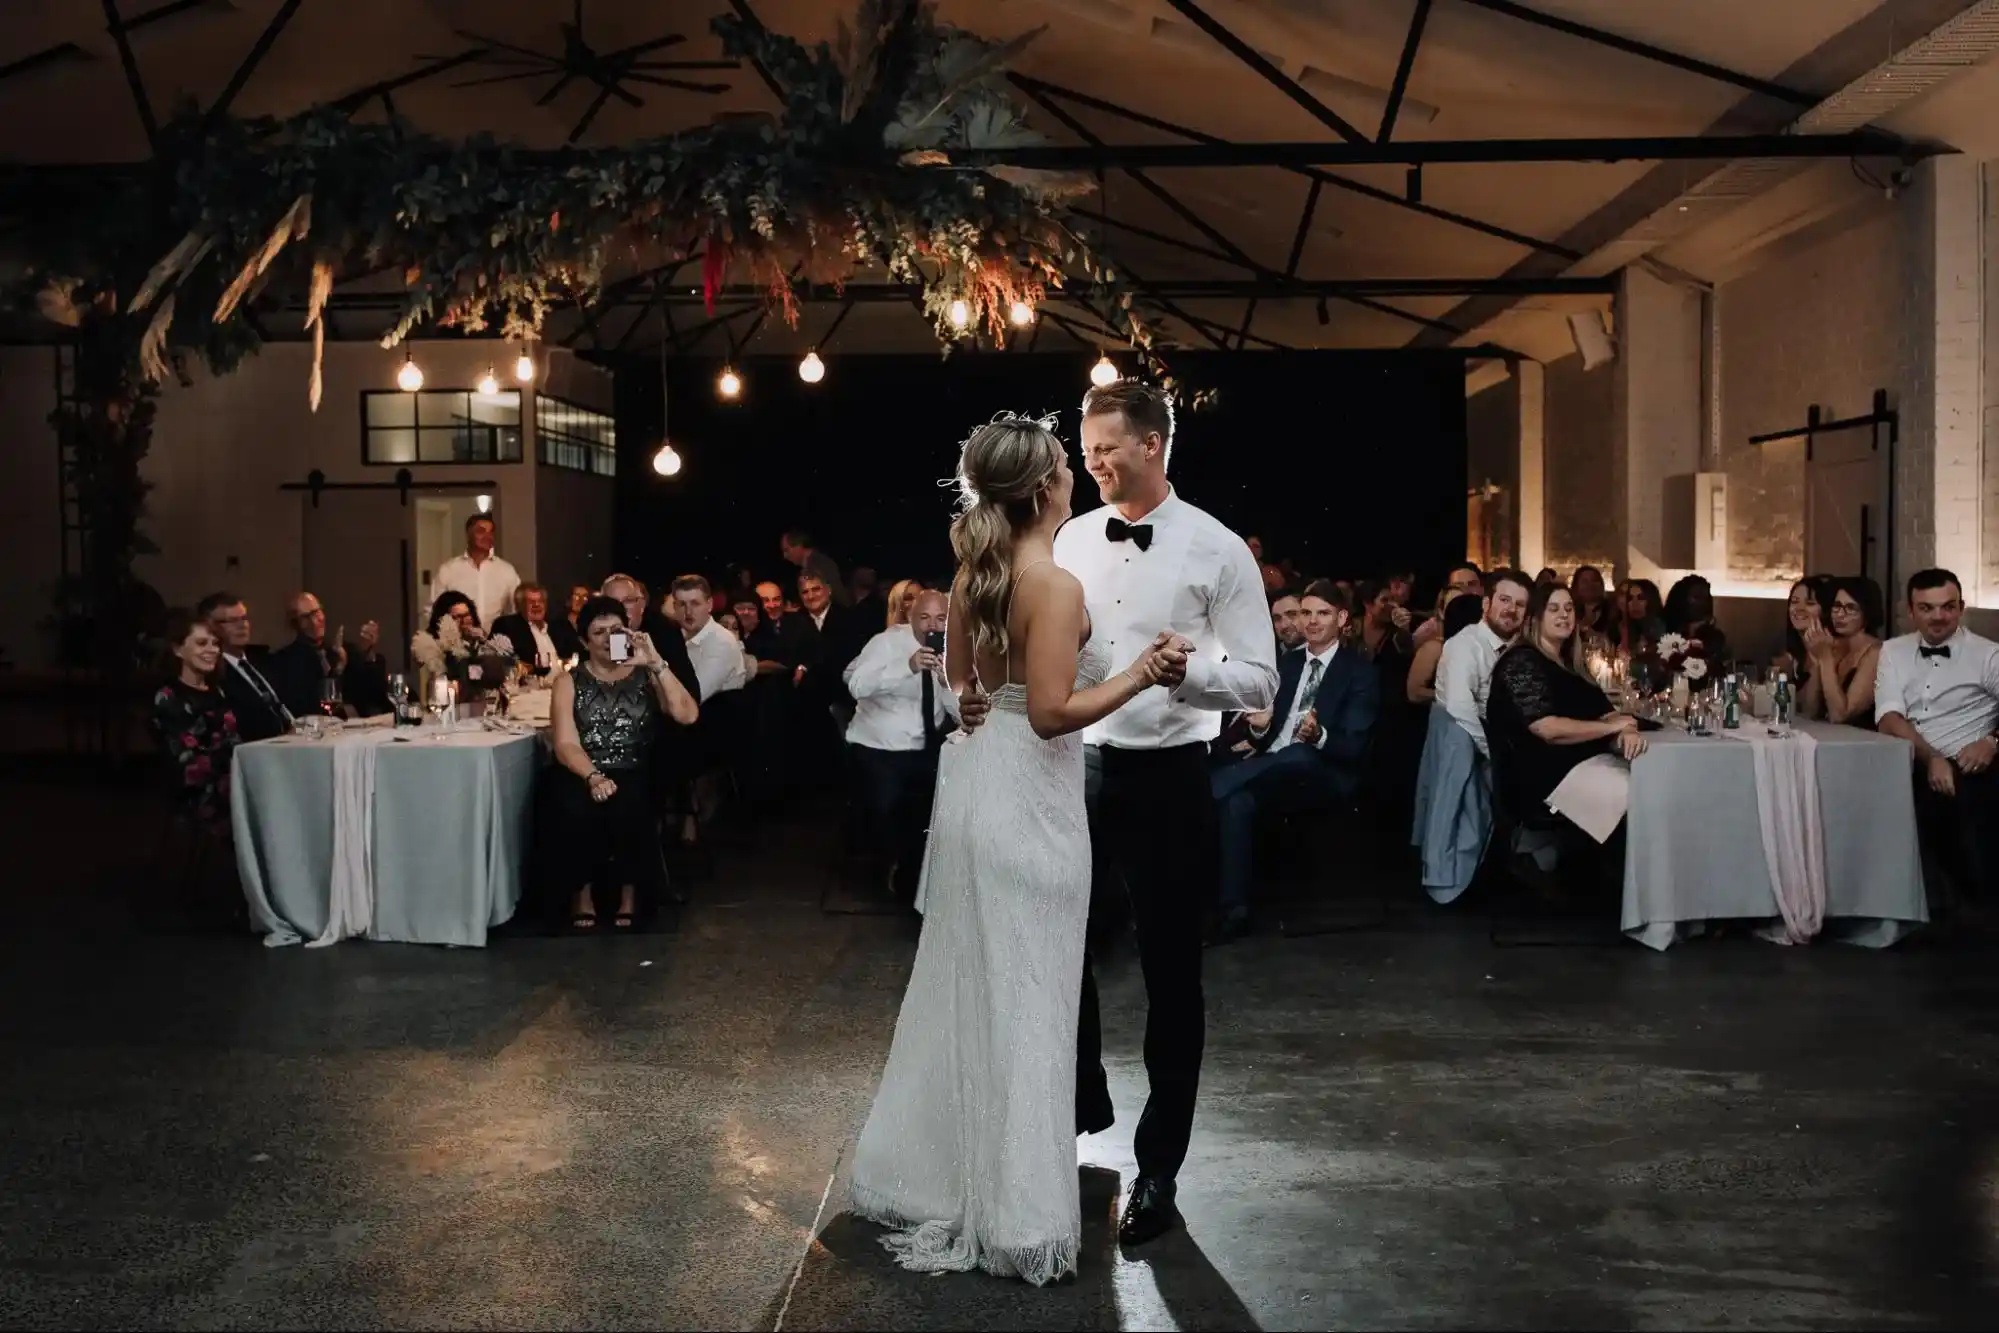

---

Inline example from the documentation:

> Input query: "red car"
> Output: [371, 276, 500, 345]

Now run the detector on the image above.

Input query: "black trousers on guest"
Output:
[1916, 763, 1999, 906]
[849, 742, 941, 901]
[1076, 741, 1215, 1183]
[548, 766, 665, 916]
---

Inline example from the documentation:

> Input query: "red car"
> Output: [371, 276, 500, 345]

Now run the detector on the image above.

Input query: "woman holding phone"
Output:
[548, 594, 699, 931]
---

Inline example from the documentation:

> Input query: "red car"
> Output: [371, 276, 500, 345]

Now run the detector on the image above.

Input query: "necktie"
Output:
[1920, 644, 1952, 659]
[1293, 658, 1324, 740]
[920, 666, 944, 751]
[235, 658, 294, 726]
[1105, 518, 1153, 551]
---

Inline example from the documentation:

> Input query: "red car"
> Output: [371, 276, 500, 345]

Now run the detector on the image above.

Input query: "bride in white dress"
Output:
[848, 412, 1182, 1286]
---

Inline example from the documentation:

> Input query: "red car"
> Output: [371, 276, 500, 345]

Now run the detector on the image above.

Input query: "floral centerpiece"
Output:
[1653, 632, 1710, 686]
[410, 619, 517, 702]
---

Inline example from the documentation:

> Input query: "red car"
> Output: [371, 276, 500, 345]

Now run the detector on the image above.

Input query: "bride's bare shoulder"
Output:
[1013, 561, 1082, 607]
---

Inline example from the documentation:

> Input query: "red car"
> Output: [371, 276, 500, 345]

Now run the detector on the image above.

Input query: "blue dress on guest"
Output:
[1410, 701, 1491, 905]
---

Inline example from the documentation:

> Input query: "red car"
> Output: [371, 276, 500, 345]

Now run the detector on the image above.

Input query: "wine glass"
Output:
[318, 677, 343, 718]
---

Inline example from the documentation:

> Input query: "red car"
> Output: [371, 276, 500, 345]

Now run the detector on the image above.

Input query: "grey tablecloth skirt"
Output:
[1621, 721, 1928, 949]
[231, 728, 537, 947]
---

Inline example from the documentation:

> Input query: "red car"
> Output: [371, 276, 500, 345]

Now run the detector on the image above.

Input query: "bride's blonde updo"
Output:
[951, 412, 1063, 661]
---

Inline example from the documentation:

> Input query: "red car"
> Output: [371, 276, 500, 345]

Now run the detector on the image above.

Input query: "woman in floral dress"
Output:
[151, 609, 242, 827]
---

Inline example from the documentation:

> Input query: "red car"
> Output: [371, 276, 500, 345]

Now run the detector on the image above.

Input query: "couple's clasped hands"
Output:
[1604, 710, 1648, 761]
[954, 630, 1192, 732]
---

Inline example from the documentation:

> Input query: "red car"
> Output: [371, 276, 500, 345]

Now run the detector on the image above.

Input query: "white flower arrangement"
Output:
[410, 620, 517, 684]
[1654, 631, 1688, 659]
[1681, 656, 1708, 682]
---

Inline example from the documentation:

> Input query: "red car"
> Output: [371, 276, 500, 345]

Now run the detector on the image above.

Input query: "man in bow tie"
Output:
[1876, 568, 1999, 911]
[1046, 379, 1278, 1246]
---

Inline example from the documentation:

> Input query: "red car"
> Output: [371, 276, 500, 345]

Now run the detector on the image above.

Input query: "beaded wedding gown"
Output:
[848, 637, 1110, 1286]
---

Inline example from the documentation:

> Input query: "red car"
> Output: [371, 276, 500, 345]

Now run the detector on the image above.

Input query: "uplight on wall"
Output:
[798, 351, 826, 384]
[1089, 354, 1119, 388]
[396, 350, 424, 392]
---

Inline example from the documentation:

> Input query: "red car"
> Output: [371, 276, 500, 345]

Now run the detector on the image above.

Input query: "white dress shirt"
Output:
[433, 552, 520, 630]
[1267, 642, 1337, 753]
[684, 617, 750, 700]
[843, 626, 959, 751]
[1436, 620, 1508, 758]
[525, 620, 559, 668]
[1874, 626, 1999, 759]
[1053, 489, 1278, 750]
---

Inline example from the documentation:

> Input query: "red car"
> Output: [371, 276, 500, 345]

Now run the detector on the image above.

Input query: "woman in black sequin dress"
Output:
[549, 595, 699, 930]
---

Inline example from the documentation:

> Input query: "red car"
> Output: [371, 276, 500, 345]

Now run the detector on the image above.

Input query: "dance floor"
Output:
[0, 761, 1994, 1330]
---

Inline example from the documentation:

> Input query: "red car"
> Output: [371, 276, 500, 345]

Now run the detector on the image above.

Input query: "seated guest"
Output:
[1663, 574, 1730, 666]
[1799, 576, 1882, 727]
[1410, 591, 1503, 904]
[1486, 582, 1648, 892]
[602, 574, 700, 701]
[1268, 588, 1303, 651]
[1572, 564, 1617, 643]
[199, 591, 289, 740]
[565, 584, 592, 633]
[340, 620, 392, 718]
[882, 578, 923, 630]
[1436, 567, 1532, 760]
[1773, 574, 1837, 687]
[267, 591, 346, 720]
[672, 575, 750, 701]
[494, 582, 582, 674]
[548, 596, 700, 931]
[152, 609, 241, 830]
[1617, 578, 1667, 657]
[842, 588, 959, 901]
[1875, 568, 1999, 909]
[1414, 563, 1484, 647]
[1208, 580, 1379, 941]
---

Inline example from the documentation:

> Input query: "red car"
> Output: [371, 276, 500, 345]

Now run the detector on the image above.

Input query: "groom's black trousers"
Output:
[1077, 740, 1214, 1183]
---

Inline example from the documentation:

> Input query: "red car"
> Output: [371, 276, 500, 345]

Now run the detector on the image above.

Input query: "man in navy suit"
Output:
[1208, 579, 1379, 941]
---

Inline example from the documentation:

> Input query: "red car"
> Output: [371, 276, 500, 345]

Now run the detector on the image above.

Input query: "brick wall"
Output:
[1618, 267, 1704, 578]
[1542, 350, 1619, 572]
[1716, 205, 1910, 585]
[1922, 156, 1983, 593]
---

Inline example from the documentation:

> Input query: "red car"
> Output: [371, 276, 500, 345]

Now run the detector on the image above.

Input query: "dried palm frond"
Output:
[214, 193, 311, 323]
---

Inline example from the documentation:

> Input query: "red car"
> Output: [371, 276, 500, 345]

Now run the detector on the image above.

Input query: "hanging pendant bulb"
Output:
[1089, 354, 1119, 388]
[1009, 300, 1035, 327]
[513, 348, 536, 383]
[652, 444, 683, 477]
[947, 298, 971, 330]
[397, 350, 424, 393]
[717, 366, 742, 399]
[798, 351, 826, 384]
[476, 366, 500, 396]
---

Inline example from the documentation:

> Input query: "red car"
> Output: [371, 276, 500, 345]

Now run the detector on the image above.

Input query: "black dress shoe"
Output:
[1201, 911, 1250, 948]
[1076, 1092, 1115, 1136]
[1118, 1176, 1181, 1246]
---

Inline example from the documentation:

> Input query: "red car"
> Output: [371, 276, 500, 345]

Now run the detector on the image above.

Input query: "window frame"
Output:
[358, 388, 525, 467]
[534, 392, 618, 478]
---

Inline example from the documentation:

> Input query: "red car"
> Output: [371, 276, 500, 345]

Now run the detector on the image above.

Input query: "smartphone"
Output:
[608, 630, 631, 663]
[924, 630, 946, 655]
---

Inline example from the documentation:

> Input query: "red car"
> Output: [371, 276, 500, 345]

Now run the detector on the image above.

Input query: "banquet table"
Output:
[1621, 720, 1928, 949]
[230, 722, 538, 947]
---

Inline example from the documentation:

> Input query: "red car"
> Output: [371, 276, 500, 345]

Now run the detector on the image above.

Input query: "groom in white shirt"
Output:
[1052, 380, 1278, 1245]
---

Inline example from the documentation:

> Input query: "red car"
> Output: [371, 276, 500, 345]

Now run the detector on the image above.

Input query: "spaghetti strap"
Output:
[1001, 559, 1055, 688]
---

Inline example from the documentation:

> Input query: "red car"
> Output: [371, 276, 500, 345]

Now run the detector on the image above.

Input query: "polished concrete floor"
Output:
[1, 764, 1995, 1330]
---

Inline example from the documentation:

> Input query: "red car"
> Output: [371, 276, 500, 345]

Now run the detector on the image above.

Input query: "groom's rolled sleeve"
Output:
[1169, 544, 1279, 713]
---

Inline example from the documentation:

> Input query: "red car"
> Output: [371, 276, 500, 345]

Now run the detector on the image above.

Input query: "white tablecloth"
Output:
[230, 724, 537, 947]
[1621, 721, 1927, 949]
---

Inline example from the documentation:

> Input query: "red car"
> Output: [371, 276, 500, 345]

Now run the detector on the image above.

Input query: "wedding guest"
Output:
[1486, 582, 1647, 893]
[1799, 576, 1881, 727]
[267, 591, 347, 720]
[1572, 565, 1617, 641]
[1209, 580, 1378, 942]
[780, 529, 850, 606]
[671, 575, 749, 701]
[1773, 575, 1837, 685]
[548, 595, 700, 931]
[566, 584, 592, 632]
[1260, 562, 1288, 595]
[882, 578, 923, 629]
[1875, 568, 1999, 908]
[434, 513, 520, 628]
[849, 565, 885, 629]
[152, 609, 241, 830]
[1663, 574, 1730, 665]
[1617, 578, 1668, 668]
[731, 595, 762, 641]
[426, 589, 481, 639]
[1354, 580, 1413, 662]
[601, 574, 700, 702]
[1410, 591, 1501, 904]
[494, 583, 582, 675]
[1407, 591, 1483, 705]
[842, 588, 959, 902]
[199, 591, 288, 740]
[1414, 562, 1484, 647]
[1269, 588, 1303, 650]
[1436, 567, 1532, 758]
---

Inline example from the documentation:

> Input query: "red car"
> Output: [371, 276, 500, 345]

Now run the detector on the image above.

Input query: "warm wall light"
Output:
[1089, 354, 1119, 388]
[476, 366, 500, 396]
[948, 298, 971, 330]
[514, 351, 536, 383]
[798, 351, 826, 384]
[652, 444, 683, 477]
[475, 493, 494, 513]
[1009, 300, 1034, 327]
[397, 351, 424, 392]
[717, 366, 742, 399]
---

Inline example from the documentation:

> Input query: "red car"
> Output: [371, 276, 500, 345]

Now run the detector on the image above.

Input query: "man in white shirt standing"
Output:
[1875, 567, 1999, 908]
[1435, 567, 1532, 759]
[1050, 380, 1278, 1247]
[433, 514, 520, 630]
[842, 588, 958, 903]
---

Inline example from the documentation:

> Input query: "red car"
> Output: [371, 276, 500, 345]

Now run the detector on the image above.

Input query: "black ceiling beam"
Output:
[0, 43, 91, 86]
[1070, 207, 1239, 270]
[127, 0, 213, 29]
[100, 0, 159, 153]
[329, 49, 493, 114]
[205, 0, 304, 125]
[560, 257, 695, 348]
[1012, 75, 1575, 260]
[1378, 0, 1433, 142]
[961, 131, 1919, 170]
[1158, 0, 1366, 143]
[724, 0, 788, 102]
[1452, 0, 1817, 108]
[1239, 176, 1323, 349]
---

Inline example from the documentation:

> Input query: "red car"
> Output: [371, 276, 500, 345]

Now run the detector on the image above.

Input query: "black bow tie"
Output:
[1106, 518, 1153, 552]
[1920, 644, 1952, 659]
